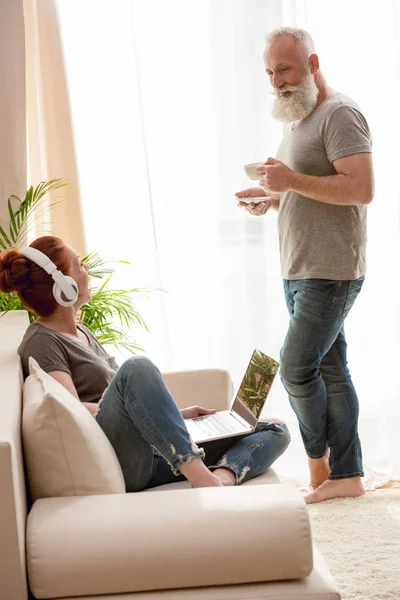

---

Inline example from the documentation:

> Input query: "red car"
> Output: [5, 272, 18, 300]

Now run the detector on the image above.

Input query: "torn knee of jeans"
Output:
[210, 457, 239, 484]
[237, 465, 251, 484]
[218, 454, 228, 467]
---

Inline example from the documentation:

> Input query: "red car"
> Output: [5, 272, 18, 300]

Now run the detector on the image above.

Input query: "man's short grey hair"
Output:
[265, 27, 315, 55]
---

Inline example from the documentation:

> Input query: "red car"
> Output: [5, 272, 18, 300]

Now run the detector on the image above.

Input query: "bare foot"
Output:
[213, 467, 236, 486]
[179, 458, 223, 488]
[308, 450, 330, 491]
[190, 473, 224, 488]
[305, 477, 365, 504]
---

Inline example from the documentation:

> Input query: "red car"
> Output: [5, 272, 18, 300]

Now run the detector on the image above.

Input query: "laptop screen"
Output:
[231, 349, 279, 427]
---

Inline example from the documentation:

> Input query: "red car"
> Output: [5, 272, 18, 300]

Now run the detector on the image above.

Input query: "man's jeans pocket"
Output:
[342, 276, 365, 318]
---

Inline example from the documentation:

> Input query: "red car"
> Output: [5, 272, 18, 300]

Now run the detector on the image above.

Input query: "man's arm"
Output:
[258, 153, 374, 206]
[290, 153, 374, 205]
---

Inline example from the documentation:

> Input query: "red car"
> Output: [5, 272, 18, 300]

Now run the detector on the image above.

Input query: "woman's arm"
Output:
[48, 370, 98, 415]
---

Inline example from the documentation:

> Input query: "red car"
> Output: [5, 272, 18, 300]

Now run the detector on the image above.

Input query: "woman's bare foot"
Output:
[190, 473, 224, 488]
[305, 476, 365, 504]
[179, 458, 223, 488]
[213, 467, 236, 486]
[308, 450, 330, 491]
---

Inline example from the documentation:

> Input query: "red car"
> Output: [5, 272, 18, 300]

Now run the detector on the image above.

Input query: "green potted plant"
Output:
[0, 179, 152, 353]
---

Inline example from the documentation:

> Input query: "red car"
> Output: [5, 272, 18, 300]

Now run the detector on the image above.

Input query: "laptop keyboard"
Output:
[193, 412, 246, 436]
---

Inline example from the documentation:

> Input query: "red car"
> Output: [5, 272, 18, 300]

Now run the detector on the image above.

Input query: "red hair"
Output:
[0, 236, 71, 317]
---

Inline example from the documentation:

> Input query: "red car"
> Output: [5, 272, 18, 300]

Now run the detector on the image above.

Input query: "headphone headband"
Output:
[19, 246, 79, 306]
[19, 247, 57, 275]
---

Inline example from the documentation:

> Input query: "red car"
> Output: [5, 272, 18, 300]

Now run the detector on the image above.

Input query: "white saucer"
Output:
[236, 196, 268, 204]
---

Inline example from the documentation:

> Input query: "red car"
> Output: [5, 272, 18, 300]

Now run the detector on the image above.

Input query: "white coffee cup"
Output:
[244, 161, 264, 180]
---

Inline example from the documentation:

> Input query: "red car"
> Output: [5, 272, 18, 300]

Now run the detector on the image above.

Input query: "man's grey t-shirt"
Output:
[18, 322, 118, 403]
[276, 92, 372, 280]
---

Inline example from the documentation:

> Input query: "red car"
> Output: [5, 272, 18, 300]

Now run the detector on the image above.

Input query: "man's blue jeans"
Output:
[280, 277, 365, 480]
[96, 356, 290, 491]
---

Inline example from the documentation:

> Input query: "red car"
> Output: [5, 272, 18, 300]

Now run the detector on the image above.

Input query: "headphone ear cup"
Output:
[52, 276, 79, 307]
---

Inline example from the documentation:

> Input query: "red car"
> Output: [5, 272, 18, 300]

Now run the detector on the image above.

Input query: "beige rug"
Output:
[308, 491, 400, 600]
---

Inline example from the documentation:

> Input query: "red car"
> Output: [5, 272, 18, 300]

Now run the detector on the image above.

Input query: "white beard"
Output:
[271, 73, 319, 122]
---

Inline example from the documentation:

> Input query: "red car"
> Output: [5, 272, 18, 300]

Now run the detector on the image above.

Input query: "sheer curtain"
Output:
[55, 0, 400, 486]
[0, 0, 87, 254]
[24, 0, 87, 255]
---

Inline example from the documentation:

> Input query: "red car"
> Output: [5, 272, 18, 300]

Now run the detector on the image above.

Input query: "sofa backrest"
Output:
[0, 310, 30, 600]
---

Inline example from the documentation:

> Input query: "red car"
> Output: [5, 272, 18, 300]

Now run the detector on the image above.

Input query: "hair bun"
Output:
[0, 249, 30, 293]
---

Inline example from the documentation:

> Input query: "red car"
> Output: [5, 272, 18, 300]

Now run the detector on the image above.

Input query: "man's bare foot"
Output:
[213, 467, 236, 486]
[305, 477, 365, 504]
[308, 450, 331, 491]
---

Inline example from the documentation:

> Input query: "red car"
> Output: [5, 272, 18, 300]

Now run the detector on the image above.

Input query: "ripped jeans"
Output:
[96, 356, 291, 492]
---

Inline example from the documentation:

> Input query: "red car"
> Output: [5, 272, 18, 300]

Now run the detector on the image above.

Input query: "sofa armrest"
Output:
[162, 368, 233, 411]
[27, 484, 312, 599]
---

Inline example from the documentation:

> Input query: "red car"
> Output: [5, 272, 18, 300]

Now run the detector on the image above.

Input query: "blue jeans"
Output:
[280, 277, 365, 480]
[96, 356, 290, 492]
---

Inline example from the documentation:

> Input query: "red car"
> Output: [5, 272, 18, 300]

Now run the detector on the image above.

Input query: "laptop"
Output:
[184, 349, 279, 444]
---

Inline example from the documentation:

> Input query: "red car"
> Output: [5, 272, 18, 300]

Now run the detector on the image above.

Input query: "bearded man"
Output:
[236, 27, 374, 504]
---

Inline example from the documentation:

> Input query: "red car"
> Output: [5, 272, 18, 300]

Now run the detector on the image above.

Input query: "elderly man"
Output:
[236, 27, 374, 503]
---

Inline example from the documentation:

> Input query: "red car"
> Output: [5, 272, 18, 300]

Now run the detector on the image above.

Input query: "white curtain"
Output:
[24, 0, 87, 256]
[54, 0, 400, 487]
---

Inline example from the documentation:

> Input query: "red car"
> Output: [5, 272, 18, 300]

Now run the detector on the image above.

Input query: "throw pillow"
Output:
[22, 357, 125, 500]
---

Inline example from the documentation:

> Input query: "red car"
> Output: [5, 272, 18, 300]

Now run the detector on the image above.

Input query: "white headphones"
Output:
[19, 247, 79, 308]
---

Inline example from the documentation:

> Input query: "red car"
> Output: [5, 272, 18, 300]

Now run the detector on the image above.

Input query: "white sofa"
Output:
[0, 310, 341, 600]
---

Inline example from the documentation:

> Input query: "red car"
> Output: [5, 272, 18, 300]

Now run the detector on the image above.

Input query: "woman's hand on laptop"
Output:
[180, 406, 216, 419]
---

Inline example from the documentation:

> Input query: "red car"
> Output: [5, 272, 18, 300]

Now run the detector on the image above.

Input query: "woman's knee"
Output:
[119, 355, 159, 381]
[278, 422, 291, 450]
[258, 420, 291, 451]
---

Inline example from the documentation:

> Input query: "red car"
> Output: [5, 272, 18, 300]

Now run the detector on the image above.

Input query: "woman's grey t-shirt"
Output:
[276, 92, 372, 281]
[18, 322, 118, 403]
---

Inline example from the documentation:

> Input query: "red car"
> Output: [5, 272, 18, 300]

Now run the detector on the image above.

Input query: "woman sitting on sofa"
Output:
[0, 235, 290, 492]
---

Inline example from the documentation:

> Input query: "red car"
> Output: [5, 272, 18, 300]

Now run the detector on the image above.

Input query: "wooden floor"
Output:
[367, 480, 400, 495]
[381, 480, 400, 488]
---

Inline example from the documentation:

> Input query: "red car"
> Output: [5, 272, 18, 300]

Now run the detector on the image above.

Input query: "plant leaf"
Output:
[0, 224, 13, 248]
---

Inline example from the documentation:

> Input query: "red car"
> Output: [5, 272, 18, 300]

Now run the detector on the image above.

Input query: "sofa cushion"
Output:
[27, 484, 314, 598]
[22, 357, 125, 500]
